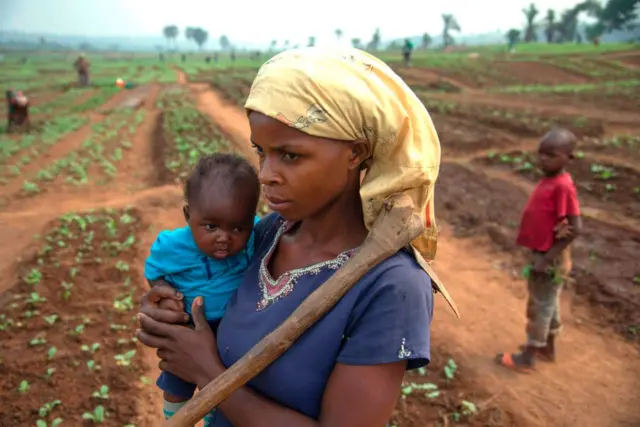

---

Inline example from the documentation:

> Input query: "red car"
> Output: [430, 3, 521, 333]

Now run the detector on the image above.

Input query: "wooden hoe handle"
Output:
[165, 193, 424, 426]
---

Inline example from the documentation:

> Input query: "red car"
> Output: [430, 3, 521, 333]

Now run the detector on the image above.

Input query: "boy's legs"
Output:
[525, 266, 563, 359]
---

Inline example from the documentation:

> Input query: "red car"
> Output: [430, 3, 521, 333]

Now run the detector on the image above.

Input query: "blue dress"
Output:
[209, 214, 434, 425]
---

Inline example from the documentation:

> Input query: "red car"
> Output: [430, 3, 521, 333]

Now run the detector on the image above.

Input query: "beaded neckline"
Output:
[256, 220, 356, 311]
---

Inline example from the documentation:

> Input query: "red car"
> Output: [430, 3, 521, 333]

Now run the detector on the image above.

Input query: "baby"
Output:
[144, 153, 260, 424]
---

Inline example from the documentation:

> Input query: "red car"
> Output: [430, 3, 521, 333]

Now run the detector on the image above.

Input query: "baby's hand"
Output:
[158, 298, 185, 312]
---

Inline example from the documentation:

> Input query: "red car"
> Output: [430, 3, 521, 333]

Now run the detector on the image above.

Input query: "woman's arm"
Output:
[138, 297, 406, 427]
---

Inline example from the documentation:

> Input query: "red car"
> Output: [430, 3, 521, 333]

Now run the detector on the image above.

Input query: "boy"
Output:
[496, 128, 582, 370]
[144, 153, 260, 425]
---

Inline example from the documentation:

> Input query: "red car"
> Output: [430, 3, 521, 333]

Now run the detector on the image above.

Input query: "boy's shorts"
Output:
[157, 319, 221, 399]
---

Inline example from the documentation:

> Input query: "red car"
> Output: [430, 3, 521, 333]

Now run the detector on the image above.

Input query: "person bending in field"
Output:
[5, 89, 30, 132]
[144, 153, 260, 426]
[496, 128, 582, 371]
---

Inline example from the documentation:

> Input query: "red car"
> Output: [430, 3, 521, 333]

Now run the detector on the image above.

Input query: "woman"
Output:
[137, 47, 457, 427]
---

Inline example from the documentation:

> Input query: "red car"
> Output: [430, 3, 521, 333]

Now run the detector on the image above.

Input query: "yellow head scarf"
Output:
[245, 47, 458, 317]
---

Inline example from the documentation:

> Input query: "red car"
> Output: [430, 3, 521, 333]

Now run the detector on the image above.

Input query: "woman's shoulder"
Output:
[361, 248, 433, 294]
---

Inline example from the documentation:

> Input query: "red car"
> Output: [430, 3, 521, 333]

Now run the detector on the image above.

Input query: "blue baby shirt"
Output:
[144, 216, 259, 320]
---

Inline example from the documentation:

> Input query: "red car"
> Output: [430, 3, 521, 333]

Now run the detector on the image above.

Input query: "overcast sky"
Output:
[1, 0, 587, 45]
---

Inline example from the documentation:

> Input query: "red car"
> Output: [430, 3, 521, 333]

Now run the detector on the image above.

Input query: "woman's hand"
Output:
[137, 297, 222, 388]
[140, 282, 189, 324]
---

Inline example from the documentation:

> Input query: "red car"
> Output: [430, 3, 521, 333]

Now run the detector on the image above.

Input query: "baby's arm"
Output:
[144, 230, 187, 312]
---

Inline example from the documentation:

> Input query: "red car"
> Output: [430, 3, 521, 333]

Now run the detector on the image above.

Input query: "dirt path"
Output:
[193, 87, 640, 427]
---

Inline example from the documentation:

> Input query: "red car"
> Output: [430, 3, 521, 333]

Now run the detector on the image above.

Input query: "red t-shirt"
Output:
[517, 172, 580, 252]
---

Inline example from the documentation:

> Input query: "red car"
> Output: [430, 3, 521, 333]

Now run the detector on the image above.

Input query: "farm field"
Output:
[1, 45, 639, 427]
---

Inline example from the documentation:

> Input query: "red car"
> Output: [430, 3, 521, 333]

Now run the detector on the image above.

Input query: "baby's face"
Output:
[186, 190, 255, 260]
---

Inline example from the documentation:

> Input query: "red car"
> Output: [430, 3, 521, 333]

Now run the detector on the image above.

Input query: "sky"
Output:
[1, 0, 587, 46]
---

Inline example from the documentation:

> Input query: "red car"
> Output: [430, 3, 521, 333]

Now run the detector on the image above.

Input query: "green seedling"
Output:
[36, 418, 63, 427]
[43, 314, 59, 325]
[401, 382, 440, 399]
[39, 399, 62, 417]
[61, 281, 73, 301]
[44, 367, 56, 380]
[92, 385, 110, 400]
[115, 260, 130, 272]
[26, 292, 47, 305]
[82, 405, 105, 423]
[444, 358, 458, 382]
[110, 323, 128, 331]
[87, 360, 101, 372]
[29, 334, 47, 347]
[23, 180, 41, 194]
[47, 346, 57, 360]
[113, 294, 134, 312]
[114, 350, 136, 367]
[81, 343, 101, 354]
[18, 380, 29, 394]
[24, 268, 43, 286]
[70, 324, 85, 336]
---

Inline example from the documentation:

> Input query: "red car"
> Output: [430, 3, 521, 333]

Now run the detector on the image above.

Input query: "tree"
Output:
[163, 25, 179, 50]
[335, 29, 343, 40]
[556, 0, 602, 42]
[545, 9, 557, 43]
[192, 28, 208, 50]
[421, 33, 432, 49]
[506, 29, 522, 45]
[523, 3, 540, 42]
[599, 0, 640, 31]
[185, 27, 196, 41]
[284, 40, 290, 48]
[270, 40, 277, 51]
[441, 14, 461, 47]
[219, 35, 231, 51]
[308, 36, 316, 47]
[367, 28, 381, 51]
[351, 38, 363, 49]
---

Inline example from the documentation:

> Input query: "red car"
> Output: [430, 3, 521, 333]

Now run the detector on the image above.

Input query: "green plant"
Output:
[24, 268, 43, 286]
[47, 346, 57, 360]
[43, 314, 59, 325]
[29, 334, 47, 347]
[38, 399, 62, 417]
[444, 358, 457, 382]
[23, 180, 41, 194]
[81, 342, 101, 354]
[44, 367, 56, 380]
[36, 418, 63, 427]
[115, 349, 136, 367]
[82, 405, 105, 423]
[92, 385, 110, 400]
[18, 380, 29, 394]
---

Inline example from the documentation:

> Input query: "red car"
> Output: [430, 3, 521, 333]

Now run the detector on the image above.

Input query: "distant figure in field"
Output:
[593, 36, 601, 47]
[205, 56, 211, 63]
[5, 89, 30, 133]
[230, 50, 236, 62]
[402, 38, 414, 67]
[74, 54, 90, 86]
[181, 53, 186, 63]
[495, 129, 582, 372]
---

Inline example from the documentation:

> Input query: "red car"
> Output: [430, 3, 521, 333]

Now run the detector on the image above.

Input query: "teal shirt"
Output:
[144, 216, 259, 320]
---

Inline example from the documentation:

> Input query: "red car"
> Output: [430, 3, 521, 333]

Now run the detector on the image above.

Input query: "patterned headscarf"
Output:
[245, 47, 458, 317]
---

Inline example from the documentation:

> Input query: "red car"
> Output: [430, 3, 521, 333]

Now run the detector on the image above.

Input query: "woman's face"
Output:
[249, 111, 367, 222]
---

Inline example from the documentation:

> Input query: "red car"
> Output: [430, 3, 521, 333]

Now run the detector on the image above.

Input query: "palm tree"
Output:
[219, 35, 230, 51]
[506, 29, 522, 46]
[523, 3, 540, 42]
[335, 29, 343, 40]
[441, 14, 461, 47]
[308, 36, 316, 47]
[270, 40, 277, 51]
[544, 9, 557, 43]
[192, 28, 208, 50]
[284, 40, 290, 48]
[163, 25, 179, 50]
[351, 38, 362, 49]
